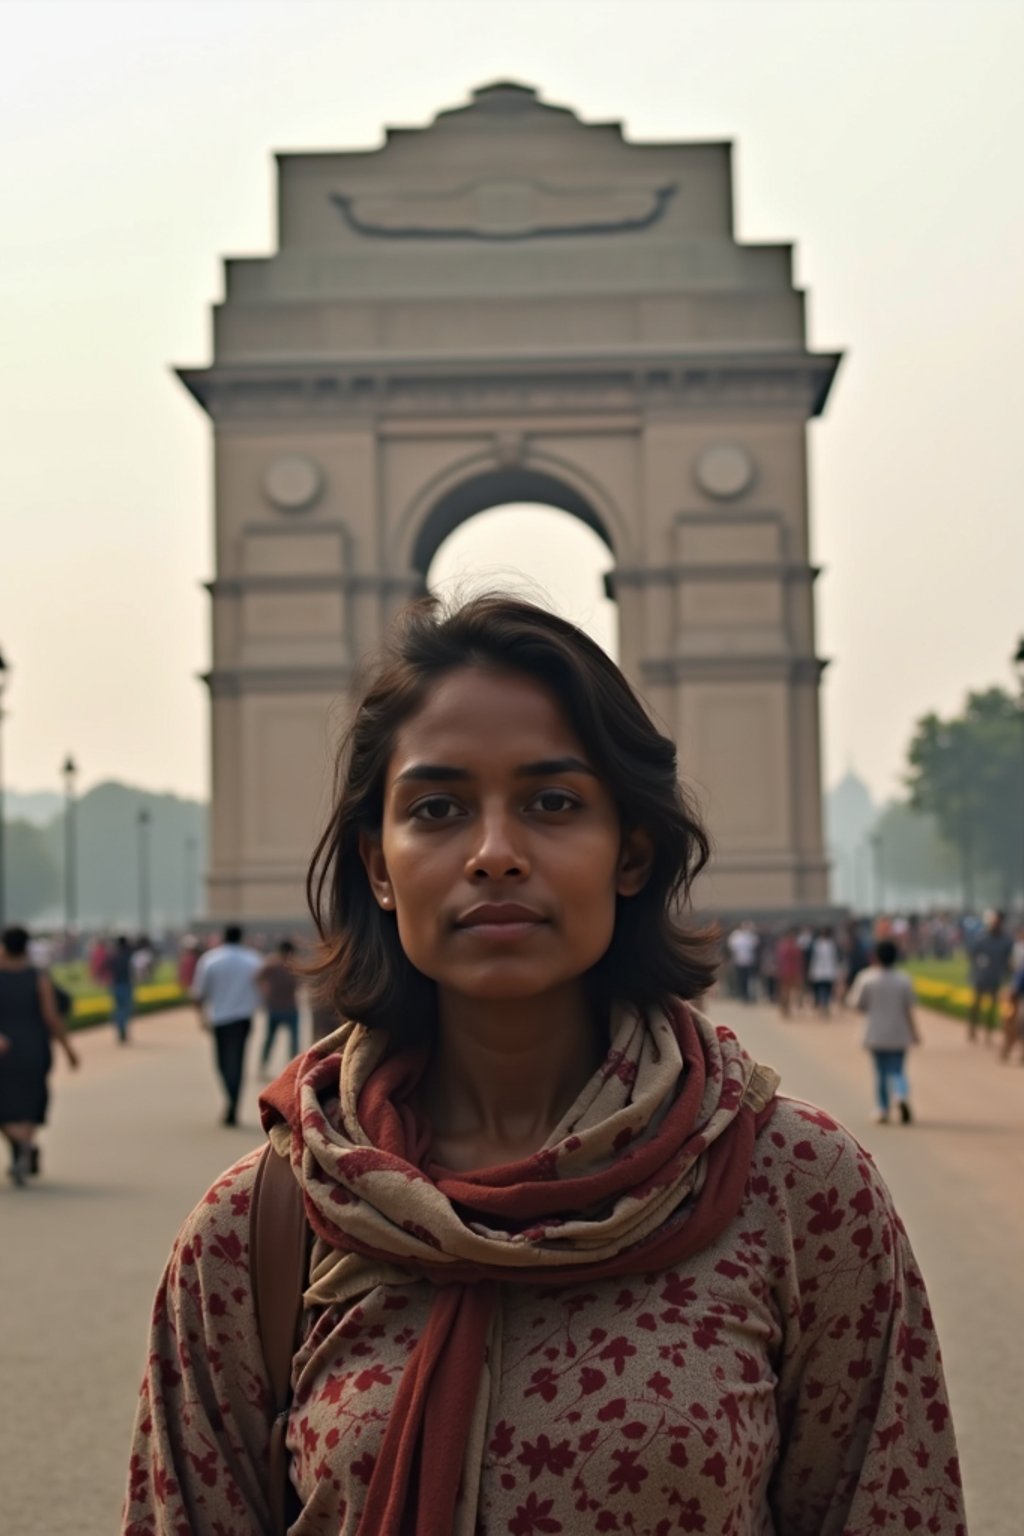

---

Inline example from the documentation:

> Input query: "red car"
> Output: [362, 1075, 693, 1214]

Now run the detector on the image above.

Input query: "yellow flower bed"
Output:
[71, 983, 186, 1023]
[911, 976, 975, 1010]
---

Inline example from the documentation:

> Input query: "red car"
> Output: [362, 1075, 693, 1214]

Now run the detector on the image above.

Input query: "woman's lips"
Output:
[456, 919, 546, 942]
[454, 903, 549, 940]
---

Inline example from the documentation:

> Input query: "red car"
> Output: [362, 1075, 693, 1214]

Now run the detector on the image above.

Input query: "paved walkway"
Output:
[1, 998, 1020, 1533]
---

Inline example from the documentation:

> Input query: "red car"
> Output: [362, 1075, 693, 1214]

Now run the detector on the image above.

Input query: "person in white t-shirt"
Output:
[847, 940, 921, 1124]
[807, 927, 840, 1016]
[191, 926, 264, 1126]
[726, 922, 759, 1003]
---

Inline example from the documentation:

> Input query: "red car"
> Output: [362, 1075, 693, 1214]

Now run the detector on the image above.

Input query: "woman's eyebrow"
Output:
[392, 756, 597, 786]
[514, 757, 597, 778]
[393, 763, 470, 784]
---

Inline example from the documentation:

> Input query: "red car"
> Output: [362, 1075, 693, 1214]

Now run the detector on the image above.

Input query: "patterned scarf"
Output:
[260, 1001, 779, 1536]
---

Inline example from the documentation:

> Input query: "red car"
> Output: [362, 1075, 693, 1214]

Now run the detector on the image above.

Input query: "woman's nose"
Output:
[465, 811, 530, 881]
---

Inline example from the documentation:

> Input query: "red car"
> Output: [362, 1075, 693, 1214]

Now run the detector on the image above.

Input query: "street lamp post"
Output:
[1013, 637, 1024, 912]
[137, 808, 152, 934]
[62, 755, 78, 948]
[0, 649, 7, 928]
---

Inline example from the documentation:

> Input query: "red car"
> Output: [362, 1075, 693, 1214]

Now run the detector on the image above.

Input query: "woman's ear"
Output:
[616, 826, 655, 897]
[358, 829, 395, 910]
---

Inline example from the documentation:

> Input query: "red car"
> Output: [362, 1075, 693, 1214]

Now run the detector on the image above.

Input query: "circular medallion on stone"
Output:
[263, 454, 323, 513]
[695, 442, 754, 500]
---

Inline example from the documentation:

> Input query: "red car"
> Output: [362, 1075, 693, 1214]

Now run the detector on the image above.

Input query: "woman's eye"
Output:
[532, 790, 579, 814]
[410, 797, 461, 822]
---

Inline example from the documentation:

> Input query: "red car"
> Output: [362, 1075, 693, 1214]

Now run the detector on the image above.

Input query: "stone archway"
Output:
[179, 82, 841, 922]
[410, 466, 615, 577]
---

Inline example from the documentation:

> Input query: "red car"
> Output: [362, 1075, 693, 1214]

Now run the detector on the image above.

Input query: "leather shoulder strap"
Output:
[250, 1141, 308, 1415]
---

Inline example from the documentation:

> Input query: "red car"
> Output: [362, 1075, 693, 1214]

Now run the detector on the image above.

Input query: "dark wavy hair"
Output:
[307, 594, 719, 1038]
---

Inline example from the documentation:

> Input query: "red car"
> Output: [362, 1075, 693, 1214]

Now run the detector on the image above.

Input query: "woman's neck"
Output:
[422, 985, 606, 1168]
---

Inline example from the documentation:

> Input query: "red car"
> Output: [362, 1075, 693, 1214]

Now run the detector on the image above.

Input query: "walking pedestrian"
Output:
[967, 909, 1014, 1043]
[0, 925, 79, 1185]
[107, 936, 135, 1044]
[257, 939, 300, 1072]
[847, 939, 921, 1124]
[808, 925, 840, 1015]
[757, 928, 778, 1003]
[177, 935, 201, 991]
[839, 918, 870, 1004]
[1000, 954, 1024, 1064]
[726, 919, 758, 1001]
[775, 926, 803, 1017]
[191, 924, 263, 1126]
[123, 594, 964, 1536]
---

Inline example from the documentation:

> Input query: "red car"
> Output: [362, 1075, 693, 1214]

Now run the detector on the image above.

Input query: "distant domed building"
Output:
[825, 768, 876, 907]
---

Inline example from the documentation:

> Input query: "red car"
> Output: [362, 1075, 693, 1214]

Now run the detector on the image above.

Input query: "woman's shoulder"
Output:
[168, 1144, 267, 1269]
[749, 1093, 896, 1228]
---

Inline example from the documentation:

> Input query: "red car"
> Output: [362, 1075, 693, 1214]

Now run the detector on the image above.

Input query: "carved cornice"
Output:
[177, 350, 841, 423]
[641, 654, 827, 685]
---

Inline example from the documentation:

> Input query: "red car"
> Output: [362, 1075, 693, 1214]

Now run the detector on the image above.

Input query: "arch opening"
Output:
[411, 467, 615, 576]
[427, 501, 618, 664]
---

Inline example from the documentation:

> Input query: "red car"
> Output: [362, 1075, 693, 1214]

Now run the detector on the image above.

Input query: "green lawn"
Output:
[52, 959, 178, 998]
[905, 955, 970, 988]
[49, 959, 187, 1029]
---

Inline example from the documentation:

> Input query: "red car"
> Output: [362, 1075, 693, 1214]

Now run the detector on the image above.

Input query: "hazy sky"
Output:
[2, 0, 1022, 807]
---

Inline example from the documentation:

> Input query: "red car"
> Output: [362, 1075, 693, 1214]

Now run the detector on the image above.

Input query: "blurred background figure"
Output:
[775, 928, 804, 1018]
[0, 924, 79, 1185]
[107, 935, 135, 1044]
[177, 934, 201, 990]
[1000, 950, 1024, 1064]
[808, 925, 840, 1016]
[88, 934, 111, 985]
[757, 929, 778, 1006]
[257, 937, 300, 1073]
[967, 910, 1013, 1044]
[847, 939, 921, 1125]
[191, 924, 263, 1126]
[726, 920, 759, 1002]
[131, 936, 156, 986]
[840, 919, 871, 1004]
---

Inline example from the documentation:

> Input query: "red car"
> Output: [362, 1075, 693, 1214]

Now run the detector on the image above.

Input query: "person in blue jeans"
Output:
[107, 936, 135, 1044]
[846, 939, 921, 1124]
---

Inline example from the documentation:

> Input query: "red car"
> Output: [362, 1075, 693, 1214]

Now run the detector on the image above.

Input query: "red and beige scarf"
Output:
[261, 1001, 779, 1535]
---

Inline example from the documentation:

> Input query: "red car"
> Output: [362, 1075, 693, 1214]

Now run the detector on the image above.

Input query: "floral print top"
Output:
[123, 1096, 965, 1535]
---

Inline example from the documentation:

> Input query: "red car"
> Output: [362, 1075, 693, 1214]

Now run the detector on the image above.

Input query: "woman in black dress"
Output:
[0, 925, 79, 1185]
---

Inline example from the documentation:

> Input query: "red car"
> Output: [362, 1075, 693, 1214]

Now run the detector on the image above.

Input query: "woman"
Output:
[807, 925, 840, 1016]
[775, 926, 804, 1017]
[0, 924, 79, 1185]
[847, 940, 921, 1124]
[122, 597, 964, 1536]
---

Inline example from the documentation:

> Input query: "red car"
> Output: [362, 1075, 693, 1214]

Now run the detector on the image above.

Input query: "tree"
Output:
[871, 800, 959, 905]
[905, 688, 1024, 907]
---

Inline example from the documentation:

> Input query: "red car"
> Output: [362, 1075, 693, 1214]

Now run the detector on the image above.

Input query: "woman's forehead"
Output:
[391, 668, 585, 763]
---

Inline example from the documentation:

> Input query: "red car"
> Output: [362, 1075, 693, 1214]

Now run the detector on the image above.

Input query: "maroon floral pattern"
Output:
[122, 1097, 964, 1534]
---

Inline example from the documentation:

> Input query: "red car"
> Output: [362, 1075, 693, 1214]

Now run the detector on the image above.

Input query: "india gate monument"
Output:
[178, 82, 841, 924]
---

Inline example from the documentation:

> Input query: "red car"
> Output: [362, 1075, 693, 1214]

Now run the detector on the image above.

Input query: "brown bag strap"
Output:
[250, 1141, 308, 1535]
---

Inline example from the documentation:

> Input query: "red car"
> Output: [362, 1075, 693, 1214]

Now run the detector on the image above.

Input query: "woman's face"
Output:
[360, 666, 651, 1008]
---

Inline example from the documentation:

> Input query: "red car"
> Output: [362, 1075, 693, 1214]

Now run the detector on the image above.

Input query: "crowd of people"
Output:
[724, 908, 1024, 1125]
[4, 904, 1022, 1187]
[0, 923, 326, 1186]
